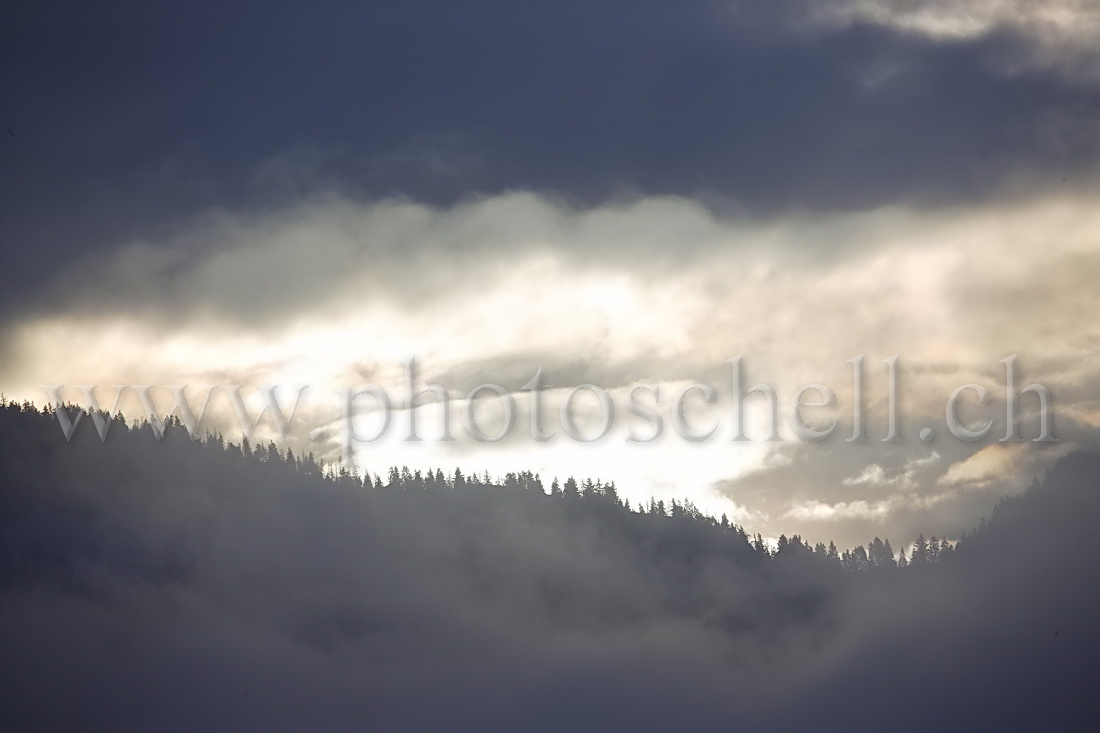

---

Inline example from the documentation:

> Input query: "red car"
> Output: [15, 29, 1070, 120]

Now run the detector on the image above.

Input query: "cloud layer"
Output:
[812, 0, 1100, 78]
[5, 185, 1099, 547]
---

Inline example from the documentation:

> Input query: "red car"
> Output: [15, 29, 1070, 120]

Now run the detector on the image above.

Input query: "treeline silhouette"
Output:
[1, 397, 1097, 732]
[0, 399, 956, 573]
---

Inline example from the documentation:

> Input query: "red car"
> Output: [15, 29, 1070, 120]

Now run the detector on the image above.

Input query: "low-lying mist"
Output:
[0, 402, 1095, 731]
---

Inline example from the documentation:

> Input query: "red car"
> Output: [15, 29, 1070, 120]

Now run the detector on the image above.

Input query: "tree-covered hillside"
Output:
[0, 400, 1096, 731]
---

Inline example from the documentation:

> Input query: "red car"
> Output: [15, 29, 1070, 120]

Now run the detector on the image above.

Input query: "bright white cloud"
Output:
[783, 490, 952, 522]
[843, 453, 941, 490]
[6, 188, 1100, 546]
[811, 0, 1100, 78]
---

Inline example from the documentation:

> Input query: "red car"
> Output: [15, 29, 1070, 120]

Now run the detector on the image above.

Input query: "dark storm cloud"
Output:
[4, 1, 1100, 315]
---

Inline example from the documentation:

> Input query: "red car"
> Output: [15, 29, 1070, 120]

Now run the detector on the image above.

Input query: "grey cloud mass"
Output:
[4, 1, 1100, 312]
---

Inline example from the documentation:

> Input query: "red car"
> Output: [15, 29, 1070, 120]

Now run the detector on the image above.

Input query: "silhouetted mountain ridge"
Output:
[0, 400, 1096, 731]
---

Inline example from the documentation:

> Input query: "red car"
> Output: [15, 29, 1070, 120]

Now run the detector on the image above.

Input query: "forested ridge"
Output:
[0, 398, 1096, 731]
[2, 399, 956, 570]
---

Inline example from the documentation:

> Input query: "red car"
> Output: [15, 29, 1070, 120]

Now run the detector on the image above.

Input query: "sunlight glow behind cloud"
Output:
[6, 188, 1100, 545]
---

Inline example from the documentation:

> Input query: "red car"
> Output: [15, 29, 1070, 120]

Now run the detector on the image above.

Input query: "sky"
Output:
[3, 0, 1100, 549]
